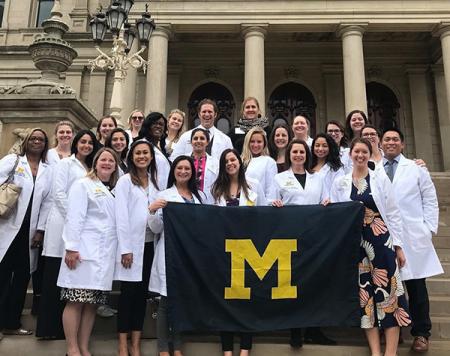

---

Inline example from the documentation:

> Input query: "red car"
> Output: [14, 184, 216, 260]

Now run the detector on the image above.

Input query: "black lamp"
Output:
[106, 1, 127, 37]
[136, 5, 155, 45]
[123, 22, 136, 53]
[116, 0, 134, 15]
[89, 10, 108, 45]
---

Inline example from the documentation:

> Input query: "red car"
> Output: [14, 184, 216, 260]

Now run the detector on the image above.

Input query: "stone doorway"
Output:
[366, 82, 400, 132]
[268, 82, 317, 135]
[187, 82, 235, 134]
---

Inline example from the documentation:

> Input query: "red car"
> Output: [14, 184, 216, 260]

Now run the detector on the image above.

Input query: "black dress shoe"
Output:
[304, 327, 337, 345]
[289, 328, 303, 348]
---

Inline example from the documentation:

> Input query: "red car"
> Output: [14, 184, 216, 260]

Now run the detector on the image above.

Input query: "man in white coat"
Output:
[381, 128, 443, 353]
[170, 98, 233, 161]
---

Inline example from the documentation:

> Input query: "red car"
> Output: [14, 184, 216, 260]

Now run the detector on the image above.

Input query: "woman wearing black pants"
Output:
[0, 129, 52, 336]
[114, 139, 160, 356]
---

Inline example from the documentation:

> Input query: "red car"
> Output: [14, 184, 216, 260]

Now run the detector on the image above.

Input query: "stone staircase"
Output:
[3, 173, 450, 355]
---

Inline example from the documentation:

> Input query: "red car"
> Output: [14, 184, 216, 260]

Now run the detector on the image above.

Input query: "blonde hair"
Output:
[240, 96, 261, 118]
[167, 108, 186, 140]
[86, 147, 120, 188]
[127, 109, 145, 129]
[241, 127, 270, 167]
[53, 120, 75, 147]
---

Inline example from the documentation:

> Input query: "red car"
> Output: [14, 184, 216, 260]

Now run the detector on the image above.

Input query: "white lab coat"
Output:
[46, 148, 61, 166]
[340, 147, 352, 174]
[245, 155, 278, 200]
[382, 155, 443, 280]
[0, 154, 52, 272]
[43, 155, 87, 258]
[316, 164, 345, 200]
[170, 125, 233, 162]
[330, 169, 403, 247]
[271, 168, 325, 205]
[57, 177, 117, 290]
[198, 154, 219, 204]
[114, 173, 159, 281]
[154, 147, 170, 190]
[148, 186, 203, 296]
[214, 178, 266, 207]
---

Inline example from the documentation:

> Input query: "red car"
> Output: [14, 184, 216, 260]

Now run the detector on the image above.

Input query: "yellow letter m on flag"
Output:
[224, 239, 297, 300]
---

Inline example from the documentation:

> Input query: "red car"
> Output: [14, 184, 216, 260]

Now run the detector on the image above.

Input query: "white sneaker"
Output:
[96, 305, 115, 317]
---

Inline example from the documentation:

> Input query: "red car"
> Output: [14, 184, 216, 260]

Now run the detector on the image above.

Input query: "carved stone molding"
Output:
[284, 66, 298, 79]
[367, 65, 383, 79]
[204, 66, 220, 79]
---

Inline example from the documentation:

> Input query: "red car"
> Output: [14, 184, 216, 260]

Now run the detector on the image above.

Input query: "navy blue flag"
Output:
[164, 201, 364, 332]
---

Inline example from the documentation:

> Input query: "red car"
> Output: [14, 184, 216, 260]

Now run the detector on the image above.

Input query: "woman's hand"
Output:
[414, 158, 426, 167]
[121, 253, 133, 269]
[271, 200, 284, 208]
[31, 230, 44, 249]
[148, 199, 167, 214]
[395, 246, 406, 268]
[321, 198, 330, 206]
[65, 250, 81, 270]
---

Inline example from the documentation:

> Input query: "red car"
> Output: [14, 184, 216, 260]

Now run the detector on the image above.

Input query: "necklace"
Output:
[352, 176, 368, 195]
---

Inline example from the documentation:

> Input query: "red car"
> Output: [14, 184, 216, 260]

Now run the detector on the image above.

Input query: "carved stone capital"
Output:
[336, 23, 368, 39]
[241, 25, 268, 39]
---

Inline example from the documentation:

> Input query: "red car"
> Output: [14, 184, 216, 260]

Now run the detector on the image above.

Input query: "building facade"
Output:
[1, 0, 450, 171]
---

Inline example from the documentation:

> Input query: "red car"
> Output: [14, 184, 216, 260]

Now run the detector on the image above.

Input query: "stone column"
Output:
[242, 25, 267, 116]
[438, 25, 450, 171]
[337, 25, 368, 115]
[322, 65, 345, 121]
[406, 65, 434, 167]
[88, 71, 107, 119]
[121, 39, 139, 123]
[145, 26, 171, 114]
[432, 65, 450, 171]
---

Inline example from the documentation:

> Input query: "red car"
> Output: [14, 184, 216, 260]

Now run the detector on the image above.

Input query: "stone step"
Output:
[20, 307, 157, 339]
[1, 336, 450, 356]
[20, 309, 450, 341]
[432, 263, 450, 279]
[430, 296, 450, 316]
[437, 249, 450, 262]
[436, 226, 450, 237]
[427, 278, 450, 295]
[433, 236, 450, 249]
[441, 262, 450, 276]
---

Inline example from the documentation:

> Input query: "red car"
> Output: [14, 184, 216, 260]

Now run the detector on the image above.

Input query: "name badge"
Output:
[93, 187, 106, 197]
[15, 167, 26, 177]
[284, 180, 295, 187]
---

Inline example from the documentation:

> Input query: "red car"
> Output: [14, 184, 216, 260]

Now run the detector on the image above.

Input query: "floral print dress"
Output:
[351, 175, 411, 329]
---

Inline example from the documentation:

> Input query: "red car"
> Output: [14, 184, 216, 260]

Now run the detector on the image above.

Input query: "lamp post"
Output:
[88, 1, 155, 123]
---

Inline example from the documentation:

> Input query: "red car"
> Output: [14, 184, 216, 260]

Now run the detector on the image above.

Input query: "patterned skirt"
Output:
[61, 288, 107, 305]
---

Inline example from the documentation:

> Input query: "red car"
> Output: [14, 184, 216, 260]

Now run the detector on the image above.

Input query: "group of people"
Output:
[0, 96, 443, 356]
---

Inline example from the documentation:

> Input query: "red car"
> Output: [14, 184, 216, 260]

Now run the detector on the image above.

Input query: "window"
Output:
[0, 0, 5, 27]
[36, 0, 54, 27]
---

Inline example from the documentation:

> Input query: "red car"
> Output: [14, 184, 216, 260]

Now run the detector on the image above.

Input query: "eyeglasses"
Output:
[362, 132, 378, 137]
[29, 136, 45, 143]
[132, 116, 144, 121]
[327, 129, 342, 134]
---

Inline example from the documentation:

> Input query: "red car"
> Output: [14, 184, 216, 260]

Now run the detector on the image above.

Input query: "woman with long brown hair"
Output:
[148, 156, 205, 356]
[114, 139, 159, 356]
